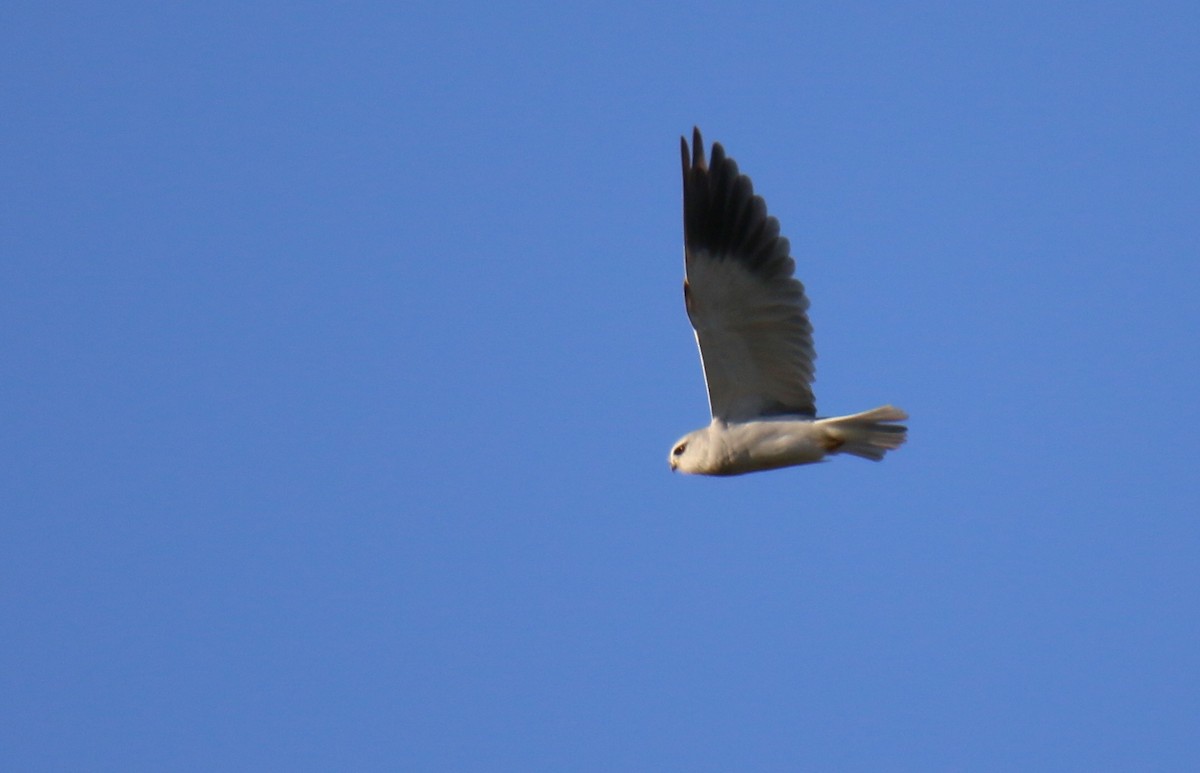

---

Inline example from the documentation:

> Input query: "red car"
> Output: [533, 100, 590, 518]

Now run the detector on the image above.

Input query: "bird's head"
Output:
[668, 428, 710, 474]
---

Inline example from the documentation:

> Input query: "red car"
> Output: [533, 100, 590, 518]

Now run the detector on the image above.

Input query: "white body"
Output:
[669, 406, 907, 475]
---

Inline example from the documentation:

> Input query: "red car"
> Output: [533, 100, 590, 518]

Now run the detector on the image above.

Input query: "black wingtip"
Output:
[710, 140, 725, 168]
[679, 130, 795, 279]
[683, 127, 707, 175]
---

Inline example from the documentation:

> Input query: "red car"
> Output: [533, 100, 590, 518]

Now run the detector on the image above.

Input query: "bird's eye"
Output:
[673, 444, 686, 456]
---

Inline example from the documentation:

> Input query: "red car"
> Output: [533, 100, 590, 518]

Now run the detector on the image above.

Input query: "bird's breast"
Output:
[708, 419, 827, 474]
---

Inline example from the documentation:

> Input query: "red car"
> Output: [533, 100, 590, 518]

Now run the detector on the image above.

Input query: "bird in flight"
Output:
[669, 128, 908, 475]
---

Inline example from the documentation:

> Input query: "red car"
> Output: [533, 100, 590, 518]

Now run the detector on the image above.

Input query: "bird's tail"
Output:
[816, 405, 908, 461]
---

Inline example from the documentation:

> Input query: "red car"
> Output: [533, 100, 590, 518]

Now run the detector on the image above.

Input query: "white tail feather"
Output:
[817, 405, 908, 461]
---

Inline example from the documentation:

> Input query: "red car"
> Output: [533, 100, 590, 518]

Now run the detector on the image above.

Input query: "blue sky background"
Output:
[3, 2, 1198, 770]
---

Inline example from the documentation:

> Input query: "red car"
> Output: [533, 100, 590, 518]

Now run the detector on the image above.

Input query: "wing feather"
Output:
[681, 127, 816, 421]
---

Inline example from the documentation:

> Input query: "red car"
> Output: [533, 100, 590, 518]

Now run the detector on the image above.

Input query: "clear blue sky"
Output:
[4, 2, 1198, 770]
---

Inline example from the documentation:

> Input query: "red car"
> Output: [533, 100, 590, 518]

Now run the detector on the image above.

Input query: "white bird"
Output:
[669, 128, 908, 475]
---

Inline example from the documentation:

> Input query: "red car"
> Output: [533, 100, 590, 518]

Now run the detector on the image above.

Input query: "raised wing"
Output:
[681, 127, 816, 422]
